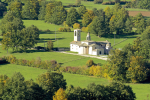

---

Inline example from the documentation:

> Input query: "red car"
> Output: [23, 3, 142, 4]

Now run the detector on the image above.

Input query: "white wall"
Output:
[70, 44, 79, 52]
[89, 47, 93, 55]
[79, 46, 84, 54]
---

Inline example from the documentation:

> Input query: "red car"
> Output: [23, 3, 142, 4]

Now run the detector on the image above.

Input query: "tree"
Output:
[19, 25, 40, 51]
[109, 3, 129, 34]
[8, 1, 22, 18]
[86, 59, 94, 67]
[126, 56, 148, 83]
[75, 0, 81, 6]
[22, 0, 40, 19]
[0, 75, 8, 100]
[107, 49, 127, 82]
[0, 2, 7, 17]
[135, 18, 146, 34]
[77, 6, 87, 19]
[53, 88, 67, 100]
[36, 72, 67, 100]
[45, 3, 55, 22]
[66, 7, 78, 27]
[82, 10, 95, 27]
[50, 6, 67, 25]
[66, 85, 89, 100]
[1, 32, 12, 53]
[124, 18, 133, 33]
[47, 40, 53, 51]
[90, 16, 106, 37]
[25, 79, 45, 100]
[0, 11, 25, 35]
[38, 1, 51, 20]
[2, 72, 28, 100]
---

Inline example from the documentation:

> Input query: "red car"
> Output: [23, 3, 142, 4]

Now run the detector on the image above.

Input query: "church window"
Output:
[75, 31, 76, 36]
[99, 51, 101, 54]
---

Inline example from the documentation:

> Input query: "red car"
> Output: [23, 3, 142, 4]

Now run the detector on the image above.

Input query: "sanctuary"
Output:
[70, 29, 112, 55]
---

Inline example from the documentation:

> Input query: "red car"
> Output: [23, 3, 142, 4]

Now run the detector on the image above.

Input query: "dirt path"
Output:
[128, 11, 150, 17]
[59, 51, 108, 61]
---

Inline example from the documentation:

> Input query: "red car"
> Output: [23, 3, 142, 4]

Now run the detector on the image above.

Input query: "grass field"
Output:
[0, 64, 150, 100]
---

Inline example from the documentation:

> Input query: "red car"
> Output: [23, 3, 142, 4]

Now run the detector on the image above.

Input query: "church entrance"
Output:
[99, 51, 101, 55]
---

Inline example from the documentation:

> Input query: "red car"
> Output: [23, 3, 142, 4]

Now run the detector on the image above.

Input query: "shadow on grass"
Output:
[39, 30, 62, 34]
[0, 62, 10, 65]
[102, 34, 139, 39]
[38, 37, 65, 43]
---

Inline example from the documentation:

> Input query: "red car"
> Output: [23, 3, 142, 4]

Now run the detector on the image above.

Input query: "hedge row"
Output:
[2, 55, 60, 71]
[58, 27, 71, 32]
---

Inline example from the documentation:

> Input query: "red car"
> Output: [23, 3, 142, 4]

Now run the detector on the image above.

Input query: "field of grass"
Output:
[0, 64, 150, 100]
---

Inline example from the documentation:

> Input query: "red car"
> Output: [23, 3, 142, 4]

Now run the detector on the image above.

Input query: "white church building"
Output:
[70, 29, 112, 55]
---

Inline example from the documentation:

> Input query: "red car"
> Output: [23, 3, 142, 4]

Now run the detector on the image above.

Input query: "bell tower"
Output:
[74, 29, 81, 41]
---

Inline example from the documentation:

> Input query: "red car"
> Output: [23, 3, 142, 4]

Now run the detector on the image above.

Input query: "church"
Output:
[70, 29, 112, 55]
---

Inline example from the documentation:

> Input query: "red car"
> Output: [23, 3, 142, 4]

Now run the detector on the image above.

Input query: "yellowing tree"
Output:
[82, 10, 95, 27]
[73, 23, 80, 29]
[127, 56, 149, 83]
[45, 3, 55, 22]
[53, 88, 67, 100]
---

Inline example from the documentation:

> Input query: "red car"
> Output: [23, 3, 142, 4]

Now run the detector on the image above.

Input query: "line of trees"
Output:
[0, 71, 136, 100]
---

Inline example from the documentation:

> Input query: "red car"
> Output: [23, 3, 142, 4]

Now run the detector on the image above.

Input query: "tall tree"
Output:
[124, 18, 133, 33]
[36, 72, 67, 100]
[82, 10, 95, 27]
[0, 11, 25, 35]
[2, 72, 28, 100]
[50, 6, 67, 25]
[19, 25, 39, 51]
[44, 2, 55, 22]
[22, 0, 40, 19]
[77, 5, 87, 19]
[38, 1, 51, 20]
[90, 16, 106, 37]
[8, 1, 22, 18]
[66, 7, 78, 27]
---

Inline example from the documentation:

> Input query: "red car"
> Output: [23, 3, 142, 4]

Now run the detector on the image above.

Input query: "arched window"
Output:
[75, 31, 76, 36]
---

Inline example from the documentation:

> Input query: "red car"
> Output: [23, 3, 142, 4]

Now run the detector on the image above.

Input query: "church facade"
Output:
[70, 29, 112, 55]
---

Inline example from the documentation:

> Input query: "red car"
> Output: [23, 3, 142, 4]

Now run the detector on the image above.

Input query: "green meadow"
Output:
[0, 64, 150, 100]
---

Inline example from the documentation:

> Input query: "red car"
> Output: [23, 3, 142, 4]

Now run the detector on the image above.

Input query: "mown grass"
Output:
[0, 64, 150, 100]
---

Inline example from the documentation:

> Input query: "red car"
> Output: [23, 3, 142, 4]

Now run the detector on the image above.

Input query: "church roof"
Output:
[70, 41, 81, 45]
[81, 40, 95, 42]
[89, 44, 97, 47]
[79, 43, 88, 47]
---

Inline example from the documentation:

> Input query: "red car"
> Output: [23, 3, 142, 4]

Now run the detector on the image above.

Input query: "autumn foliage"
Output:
[53, 88, 67, 100]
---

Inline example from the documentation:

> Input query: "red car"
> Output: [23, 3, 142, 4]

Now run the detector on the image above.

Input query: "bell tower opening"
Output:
[74, 29, 81, 41]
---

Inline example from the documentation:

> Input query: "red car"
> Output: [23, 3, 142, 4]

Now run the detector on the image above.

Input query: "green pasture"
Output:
[0, 64, 150, 100]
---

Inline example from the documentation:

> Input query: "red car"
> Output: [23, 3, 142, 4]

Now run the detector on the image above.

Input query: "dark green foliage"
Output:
[0, 2, 7, 17]
[86, 59, 94, 67]
[124, 18, 133, 33]
[77, 5, 87, 19]
[135, 19, 146, 34]
[90, 16, 106, 37]
[66, 7, 78, 26]
[50, 6, 67, 25]
[66, 82, 136, 100]
[0, 11, 25, 35]
[0, 75, 8, 100]
[146, 18, 150, 26]
[47, 40, 53, 51]
[22, 0, 40, 19]
[93, 8, 104, 17]
[36, 72, 67, 100]
[38, 1, 51, 20]
[2, 72, 28, 100]
[19, 25, 39, 51]
[66, 85, 90, 100]
[25, 79, 45, 100]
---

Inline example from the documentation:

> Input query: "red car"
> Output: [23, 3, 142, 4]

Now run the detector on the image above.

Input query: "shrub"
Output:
[58, 27, 71, 32]
[63, 21, 69, 27]
[73, 23, 81, 29]
[47, 40, 53, 51]
[86, 59, 94, 67]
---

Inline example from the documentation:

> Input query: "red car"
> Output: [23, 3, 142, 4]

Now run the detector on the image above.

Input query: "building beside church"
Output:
[70, 29, 112, 55]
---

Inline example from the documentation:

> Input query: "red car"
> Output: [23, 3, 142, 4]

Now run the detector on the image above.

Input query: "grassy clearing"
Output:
[0, 64, 149, 100]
